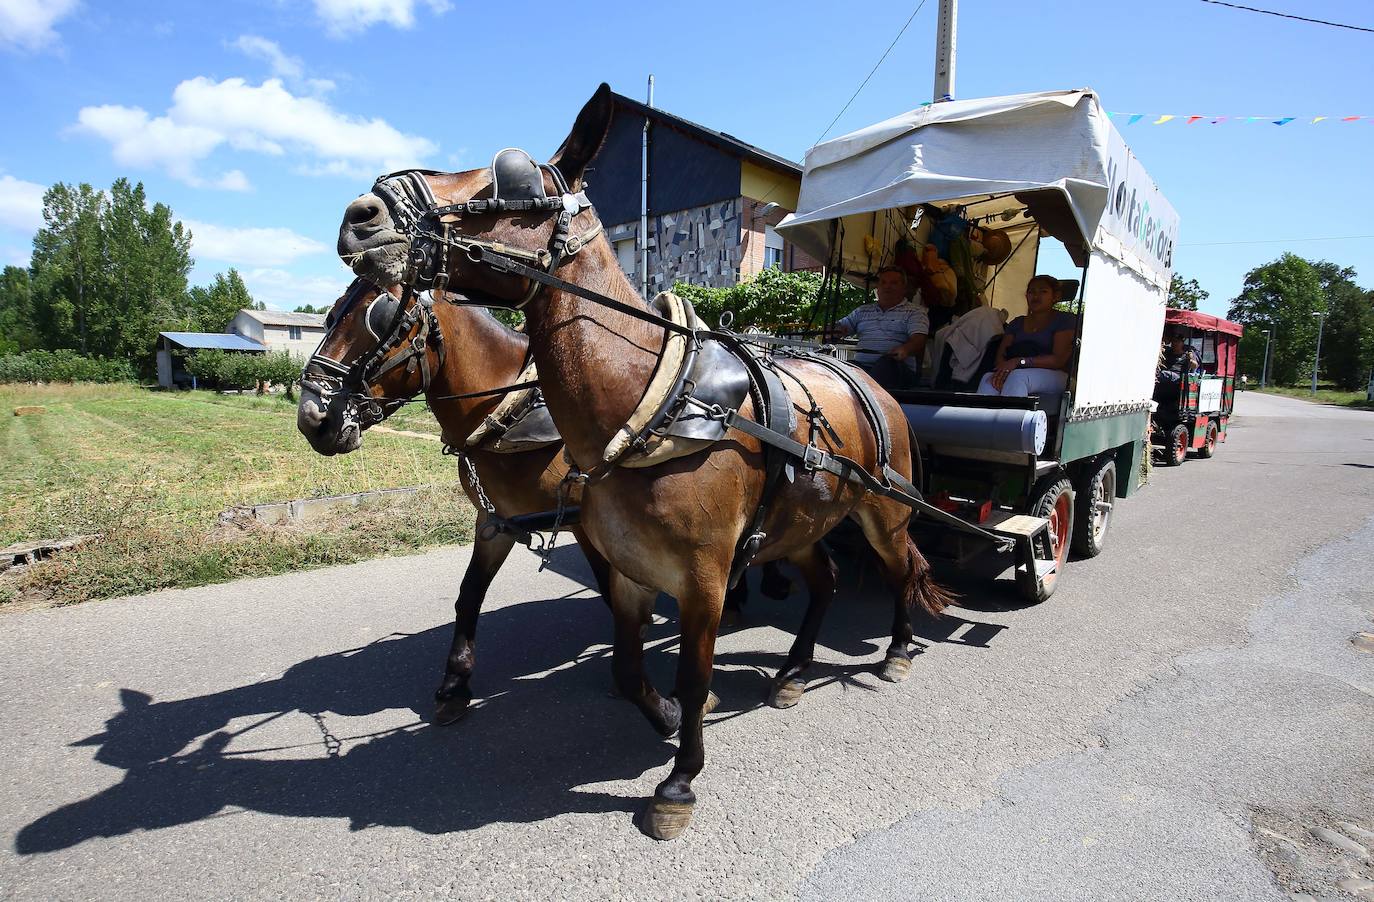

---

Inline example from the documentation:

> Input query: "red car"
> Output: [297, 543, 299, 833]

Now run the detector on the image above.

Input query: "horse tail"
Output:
[902, 532, 953, 617]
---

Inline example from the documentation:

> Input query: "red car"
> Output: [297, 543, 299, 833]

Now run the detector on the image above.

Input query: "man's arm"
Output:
[887, 332, 926, 361]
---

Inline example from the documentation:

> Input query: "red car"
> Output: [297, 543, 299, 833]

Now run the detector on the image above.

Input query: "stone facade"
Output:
[606, 198, 743, 291]
[607, 195, 823, 294]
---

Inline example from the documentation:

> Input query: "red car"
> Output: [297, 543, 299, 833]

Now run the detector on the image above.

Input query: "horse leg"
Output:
[768, 544, 837, 709]
[642, 578, 724, 841]
[434, 517, 516, 724]
[608, 569, 683, 738]
[759, 559, 793, 599]
[720, 578, 747, 629]
[856, 512, 951, 684]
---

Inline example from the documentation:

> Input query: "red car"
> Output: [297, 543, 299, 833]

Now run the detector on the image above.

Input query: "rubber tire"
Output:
[1072, 458, 1116, 559]
[1197, 421, 1218, 459]
[1015, 476, 1074, 604]
[1162, 423, 1189, 467]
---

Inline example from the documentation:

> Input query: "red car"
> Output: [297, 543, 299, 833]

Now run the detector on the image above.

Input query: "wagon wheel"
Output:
[1072, 457, 1116, 559]
[1162, 423, 1189, 467]
[1197, 421, 1219, 459]
[1015, 476, 1074, 603]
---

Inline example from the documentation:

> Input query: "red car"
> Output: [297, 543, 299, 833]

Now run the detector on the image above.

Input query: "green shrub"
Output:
[672, 268, 869, 334]
[0, 349, 136, 383]
[184, 349, 301, 394]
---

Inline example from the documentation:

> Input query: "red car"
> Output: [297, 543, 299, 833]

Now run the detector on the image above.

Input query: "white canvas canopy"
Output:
[776, 89, 1178, 291]
[776, 89, 1180, 415]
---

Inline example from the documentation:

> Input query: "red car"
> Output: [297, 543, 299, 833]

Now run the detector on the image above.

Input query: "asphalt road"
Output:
[2, 391, 1371, 901]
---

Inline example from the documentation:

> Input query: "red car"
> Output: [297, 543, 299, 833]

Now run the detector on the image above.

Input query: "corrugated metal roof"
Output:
[238, 309, 328, 328]
[159, 332, 267, 351]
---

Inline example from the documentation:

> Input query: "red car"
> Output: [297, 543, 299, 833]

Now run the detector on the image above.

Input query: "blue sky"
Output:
[1, 0, 1370, 317]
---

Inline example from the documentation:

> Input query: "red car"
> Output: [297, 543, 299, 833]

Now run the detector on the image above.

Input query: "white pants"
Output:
[977, 367, 1068, 397]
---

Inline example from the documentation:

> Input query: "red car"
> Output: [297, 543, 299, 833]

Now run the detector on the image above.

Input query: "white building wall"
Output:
[227, 312, 265, 344]
[260, 325, 326, 360]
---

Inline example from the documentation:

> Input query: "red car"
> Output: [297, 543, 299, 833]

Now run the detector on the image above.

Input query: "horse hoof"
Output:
[703, 690, 720, 716]
[433, 695, 473, 725]
[769, 678, 806, 709]
[641, 798, 694, 841]
[878, 654, 912, 683]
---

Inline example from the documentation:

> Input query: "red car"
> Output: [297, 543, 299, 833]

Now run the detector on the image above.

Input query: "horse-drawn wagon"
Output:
[1151, 308, 1242, 466]
[777, 89, 1179, 601]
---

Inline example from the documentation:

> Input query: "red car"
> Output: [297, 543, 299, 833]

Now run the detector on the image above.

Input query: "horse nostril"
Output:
[345, 195, 384, 227]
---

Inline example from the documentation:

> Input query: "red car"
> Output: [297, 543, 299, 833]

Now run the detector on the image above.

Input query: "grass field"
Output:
[1, 384, 472, 606]
[1251, 385, 1374, 410]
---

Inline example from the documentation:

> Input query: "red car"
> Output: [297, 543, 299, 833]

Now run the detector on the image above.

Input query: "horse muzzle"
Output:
[296, 384, 363, 456]
[338, 193, 409, 283]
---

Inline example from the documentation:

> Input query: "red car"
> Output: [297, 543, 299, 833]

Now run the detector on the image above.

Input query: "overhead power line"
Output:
[1199, 0, 1374, 34]
[815, 1, 930, 145]
[1181, 235, 1374, 247]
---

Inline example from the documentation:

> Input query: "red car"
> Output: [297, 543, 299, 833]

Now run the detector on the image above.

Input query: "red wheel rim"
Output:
[1206, 424, 1217, 451]
[1044, 490, 1071, 587]
[1175, 429, 1188, 462]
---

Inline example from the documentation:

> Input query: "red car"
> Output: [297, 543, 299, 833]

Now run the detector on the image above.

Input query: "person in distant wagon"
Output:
[1154, 326, 1200, 407]
[977, 274, 1077, 397]
[831, 266, 929, 390]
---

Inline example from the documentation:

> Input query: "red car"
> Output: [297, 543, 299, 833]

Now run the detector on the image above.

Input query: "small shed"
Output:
[157, 332, 266, 389]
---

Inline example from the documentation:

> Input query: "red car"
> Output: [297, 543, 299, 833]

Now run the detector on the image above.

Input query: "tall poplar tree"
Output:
[1228, 254, 1326, 386]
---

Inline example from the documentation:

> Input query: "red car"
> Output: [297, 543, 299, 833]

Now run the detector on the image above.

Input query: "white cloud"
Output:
[184, 220, 329, 267]
[73, 77, 436, 189]
[231, 35, 303, 81]
[0, 174, 46, 233]
[0, 0, 79, 52]
[240, 267, 352, 311]
[314, 0, 450, 37]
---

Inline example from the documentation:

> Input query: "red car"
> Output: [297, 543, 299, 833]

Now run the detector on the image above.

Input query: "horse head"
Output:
[336, 84, 615, 310]
[296, 277, 442, 455]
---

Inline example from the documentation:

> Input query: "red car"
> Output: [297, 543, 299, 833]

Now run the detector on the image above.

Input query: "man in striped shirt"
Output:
[833, 266, 929, 389]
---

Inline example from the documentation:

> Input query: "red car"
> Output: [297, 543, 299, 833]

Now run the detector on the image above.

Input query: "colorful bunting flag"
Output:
[1108, 112, 1367, 125]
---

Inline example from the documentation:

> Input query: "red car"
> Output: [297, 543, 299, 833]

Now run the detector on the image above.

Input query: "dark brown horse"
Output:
[336, 85, 948, 840]
[296, 278, 787, 724]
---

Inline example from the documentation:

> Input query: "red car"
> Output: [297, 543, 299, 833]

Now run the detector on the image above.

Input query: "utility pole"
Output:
[1260, 329, 1272, 388]
[640, 75, 654, 301]
[1311, 311, 1327, 395]
[933, 0, 958, 102]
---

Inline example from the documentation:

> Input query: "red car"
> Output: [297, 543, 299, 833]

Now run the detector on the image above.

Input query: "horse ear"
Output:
[550, 83, 614, 188]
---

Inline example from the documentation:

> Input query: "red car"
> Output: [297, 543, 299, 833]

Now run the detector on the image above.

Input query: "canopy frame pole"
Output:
[933, 0, 957, 102]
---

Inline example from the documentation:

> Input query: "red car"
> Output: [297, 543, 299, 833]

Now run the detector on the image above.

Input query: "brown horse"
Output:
[336, 85, 948, 840]
[296, 278, 788, 724]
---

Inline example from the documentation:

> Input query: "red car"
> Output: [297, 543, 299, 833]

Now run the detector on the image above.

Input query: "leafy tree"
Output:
[0, 266, 38, 354]
[100, 178, 193, 361]
[293, 303, 325, 314]
[1228, 254, 1326, 386]
[29, 182, 105, 354]
[1311, 261, 1374, 390]
[1167, 274, 1207, 312]
[672, 268, 868, 333]
[189, 269, 254, 332]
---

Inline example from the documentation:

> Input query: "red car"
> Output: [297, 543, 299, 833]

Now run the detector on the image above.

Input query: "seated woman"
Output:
[977, 275, 1077, 397]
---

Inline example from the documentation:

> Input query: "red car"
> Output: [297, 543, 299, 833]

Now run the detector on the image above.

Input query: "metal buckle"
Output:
[802, 444, 828, 471]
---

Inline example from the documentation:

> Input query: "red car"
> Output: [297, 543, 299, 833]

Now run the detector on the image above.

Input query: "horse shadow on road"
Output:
[15, 546, 1011, 854]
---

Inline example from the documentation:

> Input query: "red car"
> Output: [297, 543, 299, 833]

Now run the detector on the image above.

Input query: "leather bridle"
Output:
[365, 149, 603, 310]
[301, 277, 447, 430]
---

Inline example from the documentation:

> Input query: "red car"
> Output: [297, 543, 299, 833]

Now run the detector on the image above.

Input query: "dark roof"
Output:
[609, 92, 801, 178]
[159, 332, 267, 352]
